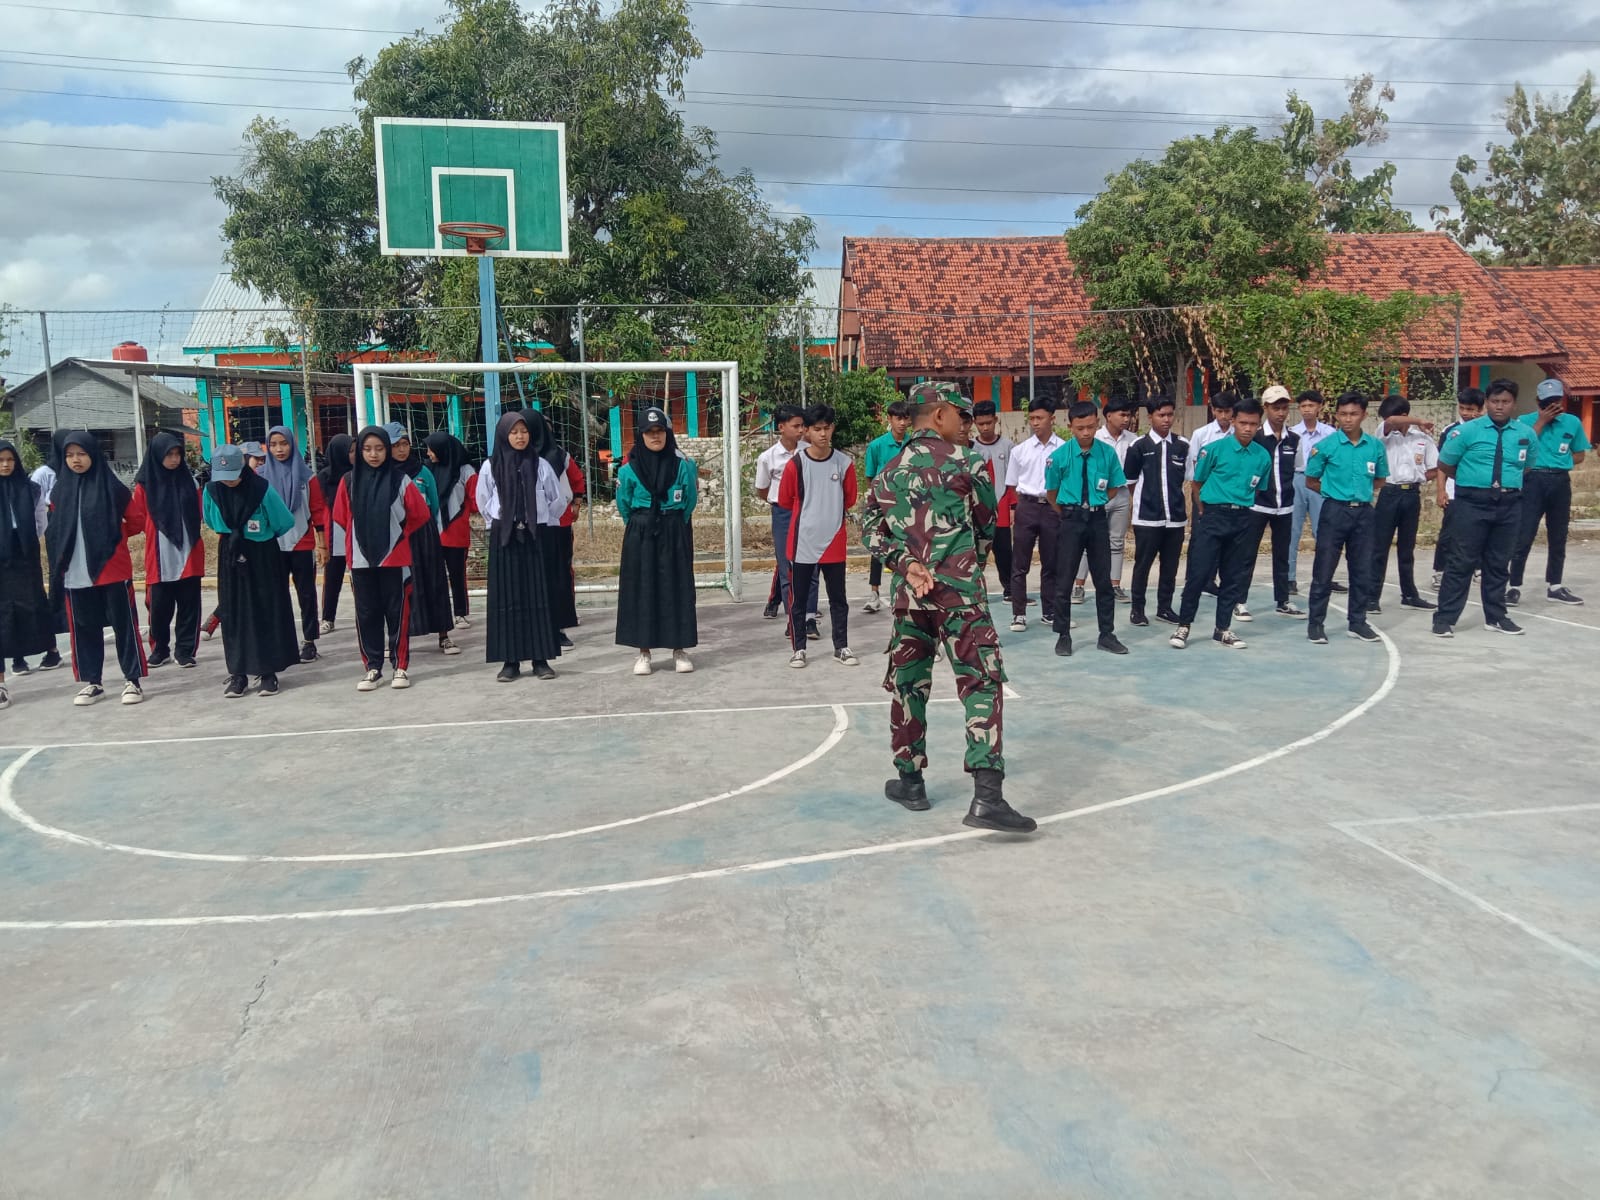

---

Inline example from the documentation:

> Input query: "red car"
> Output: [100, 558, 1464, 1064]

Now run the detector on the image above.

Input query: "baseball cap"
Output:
[1536, 378, 1566, 404]
[1261, 385, 1292, 404]
[640, 406, 670, 431]
[210, 445, 245, 482]
[240, 440, 266, 459]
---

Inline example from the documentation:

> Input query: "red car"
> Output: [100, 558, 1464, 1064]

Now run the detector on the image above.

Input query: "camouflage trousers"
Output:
[883, 605, 1005, 775]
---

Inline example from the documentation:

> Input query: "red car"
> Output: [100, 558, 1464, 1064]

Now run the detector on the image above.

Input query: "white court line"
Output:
[0, 708, 851, 864]
[1384, 581, 1600, 633]
[1340, 802, 1600, 829]
[0, 626, 1402, 931]
[1333, 823, 1600, 973]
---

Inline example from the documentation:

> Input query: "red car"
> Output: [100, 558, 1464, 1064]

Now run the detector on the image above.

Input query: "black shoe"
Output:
[885, 772, 930, 812]
[1486, 616, 1525, 635]
[558, 632, 574, 649]
[299, 641, 318, 663]
[1347, 623, 1381, 643]
[962, 769, 1037, 834]
[146, 648, 172, 669]
[258, 673, 280, 697]
[1330, 580, 1348, 593]
[1505, 587, 1521, 607]
[9, 657, 29, 676]
[1367, 603, 1383, 615]
[1098, 633, 1129, 655]
[1431, 623, 1454, 639]
[39, 649, 63, 671]
[1129, 609, 1148, 626]
[762, 601, 780, 620]
[223, 675, 248, 698]
[1054, 634, 1073, 657]
[1548, 586, 1584, 605]
[533, 660, 557, 680]
[1155, 608, 1181, 625]
[1286, 581, 1299, 596]
[177, 656, 197, 669]
[496, 662, 521, 682]
[1307, 623, 1328, 644]
[1400, 595, 1437, 610]
[805, 619, 822, 641]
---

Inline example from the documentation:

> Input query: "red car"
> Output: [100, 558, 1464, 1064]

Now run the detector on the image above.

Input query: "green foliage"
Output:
[1281, 75, 1417, 234]
[1436, 72, 1600, 265]
[822, 365, 902, 448]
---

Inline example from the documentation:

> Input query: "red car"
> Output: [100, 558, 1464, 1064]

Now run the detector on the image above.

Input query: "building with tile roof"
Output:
[1490, 265, 1600, 430]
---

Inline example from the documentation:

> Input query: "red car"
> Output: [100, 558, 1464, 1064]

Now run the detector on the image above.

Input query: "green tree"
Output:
[1281, 75, 1417, 234]
[1435, 72, 1600, 265]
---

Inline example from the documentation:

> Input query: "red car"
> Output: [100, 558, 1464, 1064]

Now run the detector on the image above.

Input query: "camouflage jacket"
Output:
[860, 428, 996, 611]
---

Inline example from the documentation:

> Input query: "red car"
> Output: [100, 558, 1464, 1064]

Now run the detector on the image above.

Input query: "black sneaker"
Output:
[1286, 581, 1299, 596]
[1330, 580, 1348, 594]
[9, 657, 29, 676]
[558, 631, 574, 649]
[1505, 587, 1521, 607]
[1367, 603, 1383, 615]
[1486, 617, 1525, 635]
[223, 675, 248, 698]
[1155, 608, 1182, 625]
[1168, 624, 1190, 649]
[496, 662, 521, 682]
[258, 673, 280, 697]
[805, 618, 822, 641]
[762, 600, 780, 620]
[1053, 634, 1073, 657]
[1400, 595, 1437, 610]
[533, 660, 557, 680]
[177, 656, 197, 669]
[1098, 633, 1129, 655]
[1548, 586, 1584, 606]
[299, 641, 318, 663]
[1347, 623, 1381, 643]
[1307, 623, 1328, 644]
[1213, 628, 1247, 649]
[885, 772, 930, 812]
[147, 648, 172, 669]
[1431, 623, 1454, 639]
[39, 649, 63, 671]
[1276, 601, 1307, 619]
[1129, 609, 1149, 626]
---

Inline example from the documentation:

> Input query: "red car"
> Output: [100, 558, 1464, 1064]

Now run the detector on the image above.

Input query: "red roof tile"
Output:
[1490, 266, 1600, 390]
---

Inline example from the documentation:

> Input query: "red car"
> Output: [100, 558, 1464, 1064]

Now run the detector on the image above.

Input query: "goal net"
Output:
[353, 359, 747, 600]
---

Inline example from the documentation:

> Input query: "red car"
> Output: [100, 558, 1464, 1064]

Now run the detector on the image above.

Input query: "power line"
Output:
[0, 85, 352, 114]
[0, 137, 240, 158]
[689, 0, 1599, 46]
[0, 56, 355, 88]
[0, 1, 412, 35]
[5, 48, 348, 76]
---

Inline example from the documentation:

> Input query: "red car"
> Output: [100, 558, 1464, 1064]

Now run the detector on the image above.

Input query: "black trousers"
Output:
[1371, 485, 1423, 601]
[442, 545, 470, 617]
[1432, 498, 1458, 573]
[1308, 500, 1374, 629]
[1053, 507, 1114, 636]
[1010, 498, 1060, 617]
[790, 561, 848, 651]
[1510, 470, 1572, 588]
[322, 554, 347, 624]
[991, 527, 1013, 599]
[66, 581, 146, 685]
[350, 566, 412, 672]
[1130, 524, 1184, 616]
[283, 547, 319, 643]
[146, 576, 201, 662]
[1244, 510, 1293, 607]
[868, 556, 884, 588]
[1437, 491, 1522, 627]
[1178, 507, 1257, 630]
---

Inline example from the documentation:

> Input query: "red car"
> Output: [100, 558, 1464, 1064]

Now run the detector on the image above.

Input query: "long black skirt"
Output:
[615, 511, 697, 650]
[539, 524, 579, 631]
[485, 530, 561, 665]
[407, 519, 455, 637]
[0, 558, 54, 659]
[217, 538, 299, 676]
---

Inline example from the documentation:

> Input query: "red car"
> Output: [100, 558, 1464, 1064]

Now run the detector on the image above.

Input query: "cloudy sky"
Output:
[1, 0, 1595, 377]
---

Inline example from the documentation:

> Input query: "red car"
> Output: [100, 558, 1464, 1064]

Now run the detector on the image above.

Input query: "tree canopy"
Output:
[1435, 72, 1600, 265]
[1281, 75, 1417, 234]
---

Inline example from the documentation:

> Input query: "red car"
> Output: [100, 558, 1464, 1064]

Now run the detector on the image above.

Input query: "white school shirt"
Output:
[754, 440, 802, 505]
[475, 458, 563, 528]
[1185, 420, 1228, 482]
[1292, 420, 1335, 472]
[1005, 433, 1064, 496]
[63, 514, 94, 589]
[1377, 421, 1439, 485]
[30, 463, 56, 507]
[1096, 425, 1138, 464]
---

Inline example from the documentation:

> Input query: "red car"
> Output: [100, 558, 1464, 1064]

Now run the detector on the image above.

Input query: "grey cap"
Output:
[211, 445, 244, 482]
[640, 406, 669, 431]
[1536, 378, 1566, 404]
[240, 440, 266, 459]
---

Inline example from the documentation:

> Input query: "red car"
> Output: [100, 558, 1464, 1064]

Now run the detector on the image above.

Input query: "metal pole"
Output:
[299, 316, 317, 454]
[38, 312, 60, 432]
[726, 361, 743, 601]
[129, 369, 146, 465]
[1027, 305, 1035, 405]
[797, 304, 807, 408]
[478, 254, 502, 438]
[576, 306, 593, 538]
[1450, 298, 1462, 396]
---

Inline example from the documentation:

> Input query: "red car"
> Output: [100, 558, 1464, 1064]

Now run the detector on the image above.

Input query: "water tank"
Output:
[111, 341, 149, 362]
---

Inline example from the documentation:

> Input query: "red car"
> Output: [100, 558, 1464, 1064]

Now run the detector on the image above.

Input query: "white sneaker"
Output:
[74, 683, 105, 706]
[357, 669, 382, 692]
[789, 649, 807, 669]
[1430, 572, 1443, 591]
[439, 636, 462, 656]
[1233, 604, 1253, 623]
[0, 685, 10, 711]
[1071, 585, 1086, 604]
[200, 628, 215, 641]
[390, 669, 411, 689]
[1009, 615, 1026, 633]
[1214, 628, 1247, 649]
[121, 681, 144, 705]
[319, 619, 336, 635]
[633, 651, 653, 676]
[834, 646, 859, 666]
[673, 650, 694, 673]
[862, 593, 883, 613]
[1169, 625, 1190, 649]
[454, 614, 471, 629]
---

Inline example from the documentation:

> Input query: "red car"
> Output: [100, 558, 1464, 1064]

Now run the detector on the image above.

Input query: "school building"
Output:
[835, 232, 1596, 437]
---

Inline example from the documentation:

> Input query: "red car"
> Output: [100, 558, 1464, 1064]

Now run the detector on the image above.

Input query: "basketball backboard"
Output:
[374, 117, 569, 259]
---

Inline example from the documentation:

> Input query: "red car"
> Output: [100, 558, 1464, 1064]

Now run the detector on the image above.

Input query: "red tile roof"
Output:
[843, 232, 1565, 372]
[1490, 266, 1600, 390]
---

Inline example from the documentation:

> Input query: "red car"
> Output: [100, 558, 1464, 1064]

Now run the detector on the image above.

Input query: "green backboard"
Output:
[375, 117, 569, 259]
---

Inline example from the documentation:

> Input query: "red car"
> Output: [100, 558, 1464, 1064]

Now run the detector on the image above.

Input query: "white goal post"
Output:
[350, 359, 744, 600]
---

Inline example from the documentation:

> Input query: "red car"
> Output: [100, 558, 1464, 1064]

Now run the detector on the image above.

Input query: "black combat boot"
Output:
[963, 769, 1037, 833]
[885, 771, 930, 811]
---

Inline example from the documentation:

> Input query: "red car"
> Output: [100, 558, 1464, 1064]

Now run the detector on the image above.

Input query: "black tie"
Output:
[1491, 422, 1504, 488]
[1081, 450, 1091, 505]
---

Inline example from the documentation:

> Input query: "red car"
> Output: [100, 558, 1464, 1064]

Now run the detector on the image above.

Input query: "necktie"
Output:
[1491, 423, 1504, 488]
[1081, 449, 1091, 505]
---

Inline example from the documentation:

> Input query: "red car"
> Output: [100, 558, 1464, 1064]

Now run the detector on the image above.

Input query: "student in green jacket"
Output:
[860, 398, 913, 613]
[615, 407, 699, 675]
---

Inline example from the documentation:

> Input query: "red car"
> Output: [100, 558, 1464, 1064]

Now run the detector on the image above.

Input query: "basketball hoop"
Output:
[438, 221, 508, 255]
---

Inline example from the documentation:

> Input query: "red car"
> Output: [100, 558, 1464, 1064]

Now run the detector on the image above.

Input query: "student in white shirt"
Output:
[1369, 393, 1439, 614]
[776, 404, 858, 668]
[1072, 395, 1137, 603]
[753, 404, 818, 626]
[1005, 398, 1065, 631]
[1288, 390, 1336, 596]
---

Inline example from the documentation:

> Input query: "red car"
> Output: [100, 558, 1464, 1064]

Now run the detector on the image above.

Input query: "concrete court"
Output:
[1, 545, 1597, 1199]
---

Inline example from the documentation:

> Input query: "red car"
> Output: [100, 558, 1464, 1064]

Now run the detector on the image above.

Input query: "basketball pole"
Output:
[479, 255, 502, 439]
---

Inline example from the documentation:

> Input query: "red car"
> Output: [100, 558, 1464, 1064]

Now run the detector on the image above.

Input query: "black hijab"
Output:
[44, 431, 132, 591]
[426, 431, 469, 525]
[348, 425, 405, 564]
[629, 416, 680, 505]
[205, 464, 270, 573]
[523, 409, 568, 476]
[317, 433, 354, 504]
[47, 428, 71, 474]
[134, 431, 201, 549]
[488, 411, 539, 547]
[0, 440, 40, 564]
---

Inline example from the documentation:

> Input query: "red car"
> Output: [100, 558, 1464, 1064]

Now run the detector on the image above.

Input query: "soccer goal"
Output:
[351, 359, 746, 600]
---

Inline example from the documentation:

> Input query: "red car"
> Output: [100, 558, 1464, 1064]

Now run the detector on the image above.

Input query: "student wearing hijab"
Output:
[263, 425, 326, 662]
[474, 410, 564, 681]
[521, 410, 580, 648]
[0, 439, 53, 707]
[332, 425, 432, 691]
[44, 431, 149, 706]
[386, 423, 458, 655]
[20, 429, 73, 674]
[615, 406, 698, 675]
[202, 445, 300, 697]
[132, 431, 205, 669]
[425, 431, 477, 627]
[317, 433, 355, 632]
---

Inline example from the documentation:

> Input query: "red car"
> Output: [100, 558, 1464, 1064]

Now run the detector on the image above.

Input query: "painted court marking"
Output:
[0, 629, 1402, 931]
[1384, 580, 1600, 633]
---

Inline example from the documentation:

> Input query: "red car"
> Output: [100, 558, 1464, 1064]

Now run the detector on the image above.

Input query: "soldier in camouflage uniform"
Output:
[860, 383, 1038, 834]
